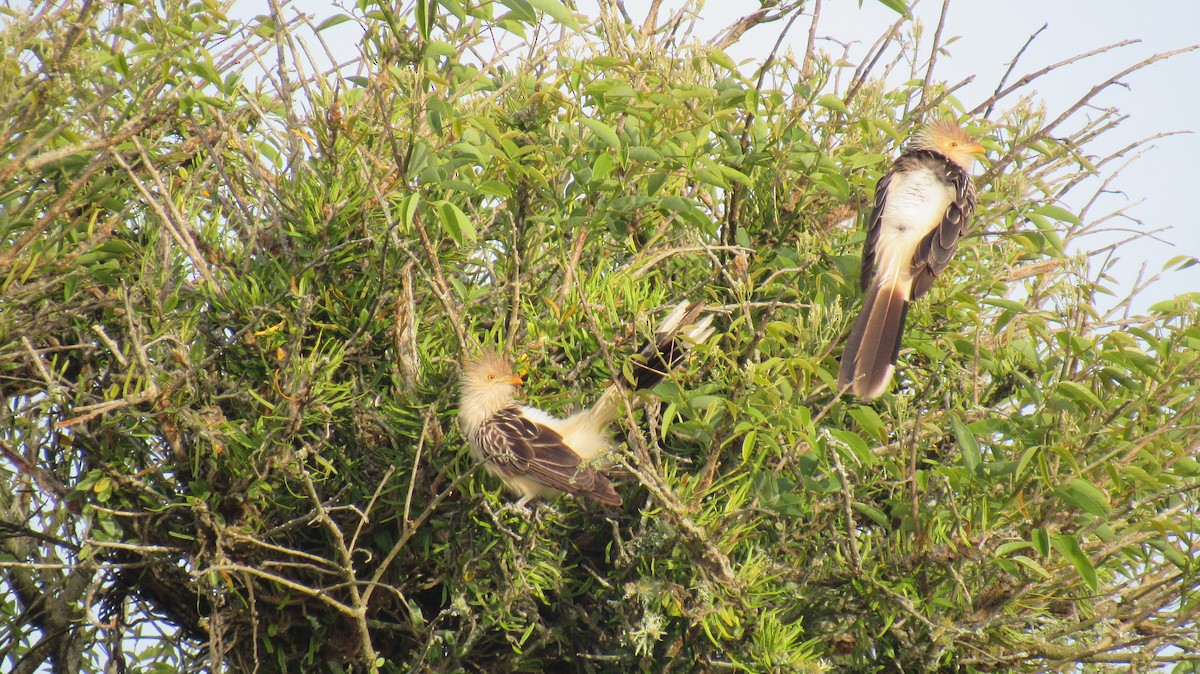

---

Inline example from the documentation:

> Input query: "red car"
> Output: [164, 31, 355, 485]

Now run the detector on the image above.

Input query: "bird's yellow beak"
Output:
[505, 374, 524, 386]
[966, 142, 986, 155]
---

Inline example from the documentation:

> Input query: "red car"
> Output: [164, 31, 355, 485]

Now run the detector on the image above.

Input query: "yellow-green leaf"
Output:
[580, 117, 620, 149]
[526, 0, 580, 29]
[816, 94, 847, 114]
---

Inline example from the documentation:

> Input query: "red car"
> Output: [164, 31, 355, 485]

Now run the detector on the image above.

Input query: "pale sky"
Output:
[239, 0, 1200, 312]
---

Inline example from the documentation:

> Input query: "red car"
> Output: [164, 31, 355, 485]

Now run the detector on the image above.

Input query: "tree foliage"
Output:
[2, 1, 1199, 672]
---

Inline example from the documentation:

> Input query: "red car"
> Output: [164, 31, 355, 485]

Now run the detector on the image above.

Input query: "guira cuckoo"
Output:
[838, 120, 984, 400]
[458, 301, 714, 507]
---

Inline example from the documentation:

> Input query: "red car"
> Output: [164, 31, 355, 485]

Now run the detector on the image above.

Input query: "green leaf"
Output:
[828, 428, 876, 467]
[627, 146, 662, 163]
[847, 406, 885, 442]
[415, 0, 433, 41]
[526, 0, 580, 29]
[315, 14, 353, 31]
[1148, 537, 1189, 571]
[1053, 534, 1098, 591]
[476, 180, 513, 198]
[400, 194, 419, 229]
[995, 541, 1033, 557]
[1034, 203, 1082, 226]
[980, 297, 1027, 314]
[706, 48, 738, 72]
[950, 414, 980, 473]
[1053, 381, 1105, 411]
[1061, 477, 1111, 517]
[1011, 555, 1053, 580]
[436, 200, 476, 246]
[717, 165, 754, 188]
[851, 502, 889, 528]
[1163, 254, 1199, 271]
[185, 58, 222, 87]
[437, 0, 466, 21]
[1032, 528, 1050, 557]
[1015, 444, 1039, 480]
[875, 0, 910, 17]
[426, 40, 459, 59]
[580, 117, 621, 149]
[816, 94, 847, 114]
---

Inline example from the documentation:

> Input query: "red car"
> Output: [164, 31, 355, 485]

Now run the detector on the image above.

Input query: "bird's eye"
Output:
[487, 374, 495, 381]
[950, 141, 959, 147]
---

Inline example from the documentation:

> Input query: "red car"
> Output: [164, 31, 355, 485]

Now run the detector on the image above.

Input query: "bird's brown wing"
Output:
[910, 152, 977, 300]
[857, 163, 898, 293]
[479, 408, 621, 506]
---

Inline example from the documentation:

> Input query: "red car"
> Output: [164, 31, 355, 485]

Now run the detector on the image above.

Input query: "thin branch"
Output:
[984, 23, 1047, 118]
[917, 0, 953, 114]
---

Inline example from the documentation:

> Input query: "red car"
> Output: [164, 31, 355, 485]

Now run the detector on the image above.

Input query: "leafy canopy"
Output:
[1, 1, 1198, 672]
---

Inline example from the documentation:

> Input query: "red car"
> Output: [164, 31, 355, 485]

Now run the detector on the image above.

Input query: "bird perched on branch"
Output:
[458, 301, 715, 508]
[838, 119, 985, 400]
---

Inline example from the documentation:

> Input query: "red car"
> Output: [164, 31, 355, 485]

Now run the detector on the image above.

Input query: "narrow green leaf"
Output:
[851, 502, 889, 528]
[950, 414, 980, 473]
[1053, 534, 1098, 591]
[415, 0, 431, 41]
[526, 0, 580, 29]
[816, 94, 847, 114]
[995, 541, 1033, 557]
[1148, 537, 1189, 571]
[401, 194, 419, 229]
[1035, 203, 1082, 225]
[1012, 555, 1053, 580]
[717, 165, 754, 187]
[315, 14, 353, 31]
[706, 48, 738, 72]
[875, 0, 910, 17]
[436, 200, 476, 246]
[627, 146, 662, 163]
[1053, 381, 1105, 410]
[1015, 444, 1039, 479]
[848, 407, 885, 442]
[1063, 477, 1111, 516]
[1163, 254, 1199, 271]
[693, 167, 727, 188]
[592, 152, 614, 179]
[1032, 527, 1050, 557]
[828, 428, 876, 467]
[437, 0, 466, 21]
[580, 117, 620, 149]
[657, 195, 692, 213]
[980, 297, 1027, 314]
[476, 180, 512, 198]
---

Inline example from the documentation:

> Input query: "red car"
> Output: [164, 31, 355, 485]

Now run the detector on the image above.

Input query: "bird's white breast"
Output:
[876, 166, 955, 282]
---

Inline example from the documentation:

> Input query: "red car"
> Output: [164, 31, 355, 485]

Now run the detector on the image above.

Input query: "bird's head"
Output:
[463, 350, 524, 389]
[913, 119, 985, 170]
[459, 350, 524, 424]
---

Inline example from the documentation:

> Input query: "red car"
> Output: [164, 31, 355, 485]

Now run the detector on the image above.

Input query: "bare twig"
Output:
[917, 0, 953, 114]
[985, 23, 1047, 118]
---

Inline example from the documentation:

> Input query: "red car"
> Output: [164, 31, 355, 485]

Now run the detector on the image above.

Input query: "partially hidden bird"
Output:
[838, 119, 984, 400]
[458, 301, 715, 507]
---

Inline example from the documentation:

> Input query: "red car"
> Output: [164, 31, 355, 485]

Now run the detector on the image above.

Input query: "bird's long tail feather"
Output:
[631, 300, 716, 391]
[568, 300, 715, 434]
[838, 279, 910, 400]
